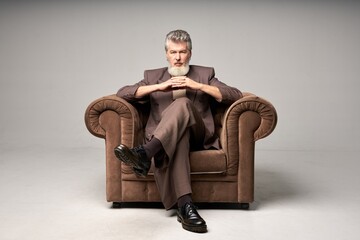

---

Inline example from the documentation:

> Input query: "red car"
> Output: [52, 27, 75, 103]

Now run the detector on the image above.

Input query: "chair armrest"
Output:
[84, 94, 143, 146]
[221, 92, 277, 144]
[85, 95, 145, 202]
[228, 92, 277, 140]
[221, 92, 277, 175]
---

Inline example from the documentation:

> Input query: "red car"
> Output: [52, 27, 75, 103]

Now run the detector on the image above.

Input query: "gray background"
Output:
[1, 1, 360, 239]
[1, 0, 359, 151]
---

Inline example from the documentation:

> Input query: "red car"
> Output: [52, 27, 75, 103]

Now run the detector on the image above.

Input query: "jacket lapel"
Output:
[158, 69, 171, 83]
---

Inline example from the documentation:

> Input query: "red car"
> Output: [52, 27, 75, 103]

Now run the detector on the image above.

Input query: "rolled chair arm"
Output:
[230, 92, 278, 141]
[85, 95, 145, 202]
[84, 94, 142, 145]
[221, 92, 278, 175]
[220, 92, 277, 202]
[221, 92, 277, 148]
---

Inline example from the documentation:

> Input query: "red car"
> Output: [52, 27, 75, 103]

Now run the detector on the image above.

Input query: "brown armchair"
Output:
[84, 92, 277, 208]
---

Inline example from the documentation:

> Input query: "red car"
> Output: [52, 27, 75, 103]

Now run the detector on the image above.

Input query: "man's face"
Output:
[166, 40, 192, 68]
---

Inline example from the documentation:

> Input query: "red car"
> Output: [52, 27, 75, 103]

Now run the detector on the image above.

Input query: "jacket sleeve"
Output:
[116, 73, 149, 102]
[208, 68, 243, 104]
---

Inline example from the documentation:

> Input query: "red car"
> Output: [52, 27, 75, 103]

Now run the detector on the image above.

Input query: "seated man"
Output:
[114, 29, 242, 233]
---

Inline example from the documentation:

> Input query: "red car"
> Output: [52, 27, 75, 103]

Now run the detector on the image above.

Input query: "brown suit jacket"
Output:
[117, 65, 242, 149]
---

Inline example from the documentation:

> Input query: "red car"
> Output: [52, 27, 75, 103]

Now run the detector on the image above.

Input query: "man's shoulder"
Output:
[144, 67, 168, 74]
[143, 67, 168, 80]
[189, 65, 215, 76]
[190, 65, 213, 71]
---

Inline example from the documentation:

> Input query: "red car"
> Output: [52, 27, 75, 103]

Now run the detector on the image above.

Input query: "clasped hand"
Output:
[159, 76, 202, 91]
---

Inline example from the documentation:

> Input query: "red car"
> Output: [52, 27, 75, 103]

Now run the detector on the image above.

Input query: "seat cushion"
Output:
[189, 149, 226, 174]
[121, 149, 227, 178]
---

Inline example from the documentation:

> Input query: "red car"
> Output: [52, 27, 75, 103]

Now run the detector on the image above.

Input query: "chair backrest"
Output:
[210, 100, 229, 138]
[131, 101, 150, 131]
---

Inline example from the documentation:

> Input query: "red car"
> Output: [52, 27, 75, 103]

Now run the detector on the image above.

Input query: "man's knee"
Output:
[162, 98, 196, 119]
[172, 98, 193, 110]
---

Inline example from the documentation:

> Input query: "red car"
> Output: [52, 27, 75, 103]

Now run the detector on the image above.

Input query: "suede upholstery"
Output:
[84, 92, 277, 205]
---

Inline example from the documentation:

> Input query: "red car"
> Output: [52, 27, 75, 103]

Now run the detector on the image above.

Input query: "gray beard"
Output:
[167, 64, 190, 77]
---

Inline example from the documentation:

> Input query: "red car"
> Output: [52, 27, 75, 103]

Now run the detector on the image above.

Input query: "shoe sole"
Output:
[133, 167, 147, 178]
[114, 144, 143, 169]
[114, 145, 133, 165]
[114, 145, 147, 177]
[177, 216, 207, 233]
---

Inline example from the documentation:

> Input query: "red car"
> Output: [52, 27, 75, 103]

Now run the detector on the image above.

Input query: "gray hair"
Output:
[165, 29, 192, 51]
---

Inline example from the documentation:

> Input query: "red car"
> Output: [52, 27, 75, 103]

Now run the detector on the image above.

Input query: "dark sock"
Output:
[177, 194, 192, 208]
[143, 137, 163, 160]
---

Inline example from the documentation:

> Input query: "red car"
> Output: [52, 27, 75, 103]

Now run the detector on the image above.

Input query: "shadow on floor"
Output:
[254, 167, 302, 209]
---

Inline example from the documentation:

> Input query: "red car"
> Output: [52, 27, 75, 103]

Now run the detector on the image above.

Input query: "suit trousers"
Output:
[150, 98, 206, 209]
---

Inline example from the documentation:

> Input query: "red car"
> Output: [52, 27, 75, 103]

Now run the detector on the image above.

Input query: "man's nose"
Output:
[175, 53, 180, 61]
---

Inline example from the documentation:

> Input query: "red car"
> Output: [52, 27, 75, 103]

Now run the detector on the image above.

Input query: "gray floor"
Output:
[0, 146, 359, 240]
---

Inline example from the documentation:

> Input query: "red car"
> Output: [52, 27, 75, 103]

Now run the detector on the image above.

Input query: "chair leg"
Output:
[112, 202, 122, 208]
[239, 203, 250, 209]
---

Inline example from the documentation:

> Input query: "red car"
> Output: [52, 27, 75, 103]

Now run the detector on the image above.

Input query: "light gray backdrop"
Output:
[1, 0, 359, 152]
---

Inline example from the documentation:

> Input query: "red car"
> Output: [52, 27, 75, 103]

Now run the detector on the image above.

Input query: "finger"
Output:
[171, 76, 186, 80]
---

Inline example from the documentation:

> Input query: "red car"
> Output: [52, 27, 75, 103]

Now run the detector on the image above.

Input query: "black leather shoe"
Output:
[132, 166, 149, 177]
[177, 202, 207, 233]
[114, 144, 150, 177]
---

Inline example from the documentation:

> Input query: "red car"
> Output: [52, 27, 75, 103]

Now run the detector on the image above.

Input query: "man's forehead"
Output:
[167, 41, 189, 51]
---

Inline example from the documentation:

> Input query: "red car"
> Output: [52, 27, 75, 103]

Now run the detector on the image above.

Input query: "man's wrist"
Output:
[198, 83, 204, 90]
